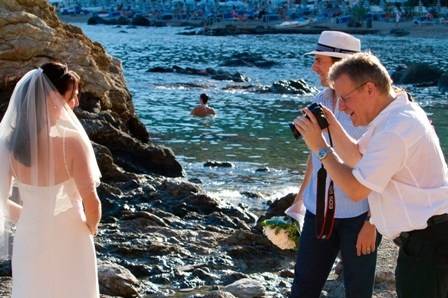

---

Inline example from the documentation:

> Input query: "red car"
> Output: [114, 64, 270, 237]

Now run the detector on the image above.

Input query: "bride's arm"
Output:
[7, 200, 22, 223]
[4, 171, 22, 224]
[68, 139, 102, 235]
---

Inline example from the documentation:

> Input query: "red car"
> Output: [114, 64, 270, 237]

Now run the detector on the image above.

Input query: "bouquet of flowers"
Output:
[261, 216, 301, 250]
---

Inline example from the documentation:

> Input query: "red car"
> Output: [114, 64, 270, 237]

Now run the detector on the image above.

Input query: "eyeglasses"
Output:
[337, 82, 368, 103]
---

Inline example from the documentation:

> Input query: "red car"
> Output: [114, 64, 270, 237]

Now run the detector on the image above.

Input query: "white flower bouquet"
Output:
[261, 216, 301, 250]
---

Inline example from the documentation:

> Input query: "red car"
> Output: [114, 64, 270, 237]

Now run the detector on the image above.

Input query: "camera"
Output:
[289, 103, 329, 139]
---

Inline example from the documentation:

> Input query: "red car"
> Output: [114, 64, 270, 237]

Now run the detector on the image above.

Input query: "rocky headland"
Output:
[0, 1, 400, 297]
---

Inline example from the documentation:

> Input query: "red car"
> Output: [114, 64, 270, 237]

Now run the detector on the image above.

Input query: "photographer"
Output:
[288, 31, 380, 298]
[294, 52, 448, 298]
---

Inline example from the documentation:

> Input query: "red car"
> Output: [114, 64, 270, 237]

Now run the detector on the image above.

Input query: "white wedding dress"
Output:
[11, 178, 99, 298]
[0, 68, 102, 298]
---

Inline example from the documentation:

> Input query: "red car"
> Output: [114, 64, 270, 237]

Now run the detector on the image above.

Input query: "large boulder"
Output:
[391, 63, 443, 86]
[0, 0, 182, 178]
[98, 261, 140, 297]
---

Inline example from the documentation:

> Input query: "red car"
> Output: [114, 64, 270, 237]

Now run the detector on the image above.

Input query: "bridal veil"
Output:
[0, 67, 101, 259]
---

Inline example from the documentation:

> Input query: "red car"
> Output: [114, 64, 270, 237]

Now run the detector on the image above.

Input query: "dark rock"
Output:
[78, 91, 101, 113]
[279, 269, 295, 278]
[220, 52, 277, 68]
[189, 178, 203, 184]
[202, 290, 237, 298]
[121, 211, 169, 227]
[148, 66, 173, 73]
[87, 15, 105, 25]
[389, 28, 410, 36]
[220, 270, 249, 285]
[83, 119, 182, 177]
[92, 142, 137, 182]
[148, 66, 249, 83]
[98, 261, 140, 298]
[162, 179, 200, 197]
[256, 193, 296, 230]
[204, 161, 234, 168]
[240, 191, 263, 199]
[392, 63, 443, 85]
[205, 212, 250, 230]
[192, 268, 218, 284]
[116, 16, 130, 25]
[255, 167, 270, 172]
[270, 79, 316, 94]
[0, 277, 11, 297]
[131, 15, 151, 26]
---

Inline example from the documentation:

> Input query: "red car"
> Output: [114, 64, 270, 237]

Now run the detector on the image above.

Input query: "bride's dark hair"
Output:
[10, 62, 80, 166]
[40, 62, 80, 97]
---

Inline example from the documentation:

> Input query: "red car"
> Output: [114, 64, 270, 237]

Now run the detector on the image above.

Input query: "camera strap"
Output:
[315, 132, 336, 240]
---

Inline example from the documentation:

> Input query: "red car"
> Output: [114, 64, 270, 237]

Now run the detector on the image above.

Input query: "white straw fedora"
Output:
[305, 31, 361, 59]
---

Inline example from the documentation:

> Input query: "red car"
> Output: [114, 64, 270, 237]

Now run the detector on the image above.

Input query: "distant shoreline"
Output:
[59, 14, 448, 39]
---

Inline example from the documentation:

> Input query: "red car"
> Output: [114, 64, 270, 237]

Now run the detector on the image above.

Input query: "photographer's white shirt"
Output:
[353, 92, 448, 239]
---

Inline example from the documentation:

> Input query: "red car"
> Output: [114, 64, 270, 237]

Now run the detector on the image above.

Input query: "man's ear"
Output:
[366, 82, 375, 96]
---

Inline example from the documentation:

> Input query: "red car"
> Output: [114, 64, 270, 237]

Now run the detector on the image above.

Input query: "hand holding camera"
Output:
[289, 103, 330, 152]
[289, 103, 329, 139]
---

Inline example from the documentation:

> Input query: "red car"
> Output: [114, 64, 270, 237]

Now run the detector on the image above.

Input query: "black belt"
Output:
[393, 213, 448, 247]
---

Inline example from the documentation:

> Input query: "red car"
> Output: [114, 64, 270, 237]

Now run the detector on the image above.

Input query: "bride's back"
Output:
[10, 136, 72, 187]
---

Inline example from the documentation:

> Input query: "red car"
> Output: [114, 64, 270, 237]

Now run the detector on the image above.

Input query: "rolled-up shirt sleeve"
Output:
[353, 131, 406, 193]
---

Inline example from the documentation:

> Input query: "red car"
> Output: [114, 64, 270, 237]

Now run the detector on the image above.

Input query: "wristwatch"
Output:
[317, 147, 333, 161]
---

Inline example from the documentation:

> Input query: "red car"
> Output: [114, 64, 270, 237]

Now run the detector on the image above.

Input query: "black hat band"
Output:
[316, 43, 359, 54]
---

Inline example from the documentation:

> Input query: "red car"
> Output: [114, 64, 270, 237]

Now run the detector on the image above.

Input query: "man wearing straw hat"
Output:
[287, 31, 380, 298]
[294, 51, 448, 298]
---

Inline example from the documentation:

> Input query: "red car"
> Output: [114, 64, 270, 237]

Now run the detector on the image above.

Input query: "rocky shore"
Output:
[0, 1, 404, 297]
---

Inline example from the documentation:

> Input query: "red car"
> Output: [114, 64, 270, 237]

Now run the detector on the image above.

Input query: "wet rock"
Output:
[162, 178, 201, 197]
[240, 191, 263, 199]
[204, 161, 234, 168]
[220, 52, 277, 68]
[202, 290, 237, 298]
[98, 261, 140, 298]
[83, 118, 182, 177]
[0, 277, 11, 296]
[121, 211, 169, 227]
[270, 79, 316, 94]
[223, 79, 316, 95]
[154, 82, 212, 89]
[192, 268, 219, 284]
[220, 270, 249, 285]
[256, 193, 296, 229]
[279, 269, 295, 278]
[391, 63, 443, 86]
[255, 167, 270, 172]
[211, 71, 248, 83]
[92, 142, 137, 182]
[375, 270, 395, 287]
[87, 16, 105, 25]
[223, 278, 266, 298]
[148, 66, 249, 83]
[189, 178, 203, 184]
[389, 28, 409, 37]
[131, 15, 150, 26]
[205, 211, 251, 230]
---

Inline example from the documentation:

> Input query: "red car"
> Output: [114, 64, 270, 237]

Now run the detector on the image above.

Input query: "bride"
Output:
[0, 62, 102, 297]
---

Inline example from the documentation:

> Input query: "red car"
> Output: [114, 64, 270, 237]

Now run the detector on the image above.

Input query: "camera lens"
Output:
[289, 123, 301, 139]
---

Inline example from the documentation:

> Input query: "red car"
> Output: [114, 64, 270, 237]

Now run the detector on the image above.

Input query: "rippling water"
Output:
[76, 24, 448, 209]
